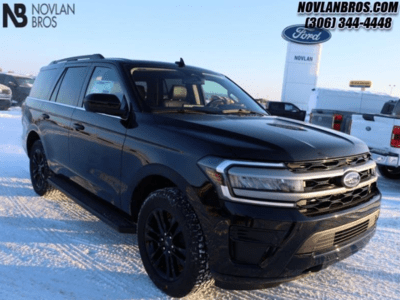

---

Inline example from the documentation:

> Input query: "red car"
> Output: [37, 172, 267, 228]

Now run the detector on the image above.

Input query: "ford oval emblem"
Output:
[342, 171, 361, 188]
[282, 25, 331, 45]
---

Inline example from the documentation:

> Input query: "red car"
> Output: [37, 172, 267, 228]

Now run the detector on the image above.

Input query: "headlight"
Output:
[197, 156, 302, 193]
[197, 156, 226, 186]
[229, 175, 304, 192]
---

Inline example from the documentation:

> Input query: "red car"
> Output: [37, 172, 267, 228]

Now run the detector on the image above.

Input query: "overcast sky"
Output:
[1, 0, 399, 99]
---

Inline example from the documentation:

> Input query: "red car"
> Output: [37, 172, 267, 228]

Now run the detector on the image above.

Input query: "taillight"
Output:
[391, 126, 400, 148]
[333, 114, 343, 131]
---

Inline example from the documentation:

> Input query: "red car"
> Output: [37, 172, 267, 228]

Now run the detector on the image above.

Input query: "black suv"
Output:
[0, 73, 34, 106]
[22, 54, 381, 298]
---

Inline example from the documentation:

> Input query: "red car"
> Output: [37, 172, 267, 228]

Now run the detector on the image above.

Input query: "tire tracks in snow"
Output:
[6, 187, 145, 295]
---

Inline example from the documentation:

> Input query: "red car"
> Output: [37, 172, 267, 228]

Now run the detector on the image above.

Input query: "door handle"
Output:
[42, 113, 50, 120]
[73, 123, 85, 131]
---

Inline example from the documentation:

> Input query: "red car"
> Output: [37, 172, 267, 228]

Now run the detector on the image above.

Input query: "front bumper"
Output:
[198, 189, 381, 289]
[0, 97, 11, 109]
[213, 225, 376, 290]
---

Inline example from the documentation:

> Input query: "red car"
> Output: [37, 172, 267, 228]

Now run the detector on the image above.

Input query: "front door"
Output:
[69, 65, 128, 206]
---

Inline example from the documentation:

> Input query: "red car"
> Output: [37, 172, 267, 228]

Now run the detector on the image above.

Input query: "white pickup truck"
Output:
[351, 100, 400, 178]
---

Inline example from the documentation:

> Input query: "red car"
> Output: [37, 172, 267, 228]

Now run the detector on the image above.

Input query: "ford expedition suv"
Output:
[22, 54, 381, 298]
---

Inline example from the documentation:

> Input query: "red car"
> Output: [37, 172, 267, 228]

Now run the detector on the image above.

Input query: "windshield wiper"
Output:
[221, 109, 266, 116]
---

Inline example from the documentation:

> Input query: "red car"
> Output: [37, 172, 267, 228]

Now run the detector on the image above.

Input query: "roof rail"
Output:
[49, 54, 104, 65]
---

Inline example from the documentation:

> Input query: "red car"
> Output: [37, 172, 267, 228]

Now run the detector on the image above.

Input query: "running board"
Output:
[48, 176, 136, 233]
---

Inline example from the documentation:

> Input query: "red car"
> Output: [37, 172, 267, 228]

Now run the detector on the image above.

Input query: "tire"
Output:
[137, 188, 212, 298]
[378, 165, 400, 179]
[29, 140, 59, 197]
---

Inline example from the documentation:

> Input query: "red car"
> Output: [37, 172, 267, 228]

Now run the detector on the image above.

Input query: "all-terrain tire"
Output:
[378, 165, 400, 179]
[137, 187, 212, 298]
[29, 140, 60, 197]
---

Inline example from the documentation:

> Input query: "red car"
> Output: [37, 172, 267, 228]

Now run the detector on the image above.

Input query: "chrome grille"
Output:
[286, 153, 371, 173]
[297, 183, 378, 217]
[304, 169, 373, 192]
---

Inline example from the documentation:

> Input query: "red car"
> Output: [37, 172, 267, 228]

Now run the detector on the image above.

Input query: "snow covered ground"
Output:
[0, 107, 399, 300]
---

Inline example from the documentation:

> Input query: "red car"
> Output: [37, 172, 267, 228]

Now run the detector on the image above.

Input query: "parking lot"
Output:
[0, 107, 399, 299]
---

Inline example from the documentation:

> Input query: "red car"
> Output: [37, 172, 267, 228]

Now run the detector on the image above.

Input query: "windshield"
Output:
[15, 77, 35, 86]
[129, 67, 267, 115]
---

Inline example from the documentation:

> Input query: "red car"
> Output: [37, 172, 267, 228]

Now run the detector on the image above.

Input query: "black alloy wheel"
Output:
[144, 209, 186, 281]
[29, 140, 58, 196]
[138, 188, 211, 298]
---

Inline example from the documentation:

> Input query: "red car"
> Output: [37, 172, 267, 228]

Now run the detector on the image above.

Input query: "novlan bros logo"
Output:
[3, 4, 27, 27]
[2, 3, 75, 28]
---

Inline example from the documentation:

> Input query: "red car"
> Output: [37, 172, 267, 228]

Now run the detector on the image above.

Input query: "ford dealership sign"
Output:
[282, 25, 331, 44]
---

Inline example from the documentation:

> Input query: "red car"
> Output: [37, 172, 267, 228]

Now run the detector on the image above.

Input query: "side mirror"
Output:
[84, 93, 127, 118]
[8, 81, 17, 87]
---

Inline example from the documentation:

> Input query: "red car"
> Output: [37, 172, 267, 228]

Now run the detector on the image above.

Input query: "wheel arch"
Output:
[26, 130, 41, 157]
[126, 164, 194, 222]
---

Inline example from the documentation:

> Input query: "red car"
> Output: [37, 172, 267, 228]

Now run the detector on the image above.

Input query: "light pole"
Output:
[389, 85, 396, 95]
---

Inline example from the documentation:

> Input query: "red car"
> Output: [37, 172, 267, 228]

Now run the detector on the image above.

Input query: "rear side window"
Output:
[269, 102, 283, 110]
[30, 68, 61, 100]
[55, 67, 88, 106]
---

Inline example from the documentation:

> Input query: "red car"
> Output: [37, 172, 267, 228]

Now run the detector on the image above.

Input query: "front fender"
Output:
[121, 163, 198, 216]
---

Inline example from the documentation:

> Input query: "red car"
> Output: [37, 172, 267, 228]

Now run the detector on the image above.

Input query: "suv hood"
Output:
[156, 114, 369, 162]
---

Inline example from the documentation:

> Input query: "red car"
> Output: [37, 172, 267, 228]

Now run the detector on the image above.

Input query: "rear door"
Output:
[39, 65, 90, 176]
[69, 64, 128, 206]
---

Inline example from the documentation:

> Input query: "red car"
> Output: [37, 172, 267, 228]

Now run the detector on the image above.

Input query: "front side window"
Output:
[285, 104, 296, 111]
[129, 67, 266, 115]
[85, 67, 125, 103]
[15, 77, 34, 87]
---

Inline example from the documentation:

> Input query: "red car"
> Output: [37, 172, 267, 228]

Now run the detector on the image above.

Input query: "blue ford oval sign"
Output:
[282, 25, 331, 45]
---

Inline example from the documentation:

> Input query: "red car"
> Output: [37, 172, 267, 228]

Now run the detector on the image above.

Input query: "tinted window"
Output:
[56, 67, 88, 106]
[85, 67, 125, 103]
[285, 104, 296, 111]
[269, 102, 283, 110]
[0, 74, 5, 84]
[30, 68, 62, 100]
[50, 72, 65, 102]
[15, 77, 34, 86]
